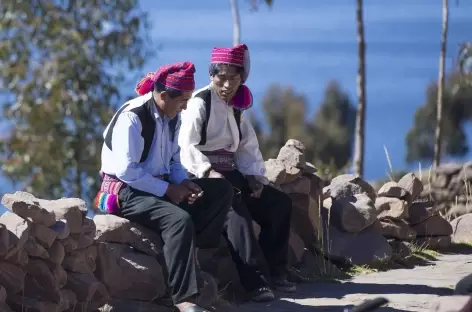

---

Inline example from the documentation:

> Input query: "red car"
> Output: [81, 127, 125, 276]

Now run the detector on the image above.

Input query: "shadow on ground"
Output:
[287, 281, 453, 300]
[224, 299, 411, 312]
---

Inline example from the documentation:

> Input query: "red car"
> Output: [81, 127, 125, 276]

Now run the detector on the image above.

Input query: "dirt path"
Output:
[228, 253, 472, 311]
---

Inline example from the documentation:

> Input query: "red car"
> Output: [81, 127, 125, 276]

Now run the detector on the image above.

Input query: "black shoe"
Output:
[250, 286, 275, 302]
[274, 276, 297, 293]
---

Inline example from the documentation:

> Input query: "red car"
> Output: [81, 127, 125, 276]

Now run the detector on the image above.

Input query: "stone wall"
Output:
[421, 162, 472, 219]
[0, 139, 464, 311]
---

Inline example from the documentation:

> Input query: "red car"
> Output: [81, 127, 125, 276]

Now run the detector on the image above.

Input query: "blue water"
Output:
[1, 0, 472, 209]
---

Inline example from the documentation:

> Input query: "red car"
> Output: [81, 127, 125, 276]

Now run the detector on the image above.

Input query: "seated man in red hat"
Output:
[96, 62, 233, 312]
[179, 45, 296, 302]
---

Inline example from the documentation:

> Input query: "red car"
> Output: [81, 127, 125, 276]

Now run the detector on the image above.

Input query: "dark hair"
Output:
[153, 81, 182, 99]
[209, 63, 244, 77]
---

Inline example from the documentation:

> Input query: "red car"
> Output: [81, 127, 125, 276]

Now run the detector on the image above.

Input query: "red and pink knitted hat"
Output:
[135, 61, 196, 95]
[211, 44, 250, 83]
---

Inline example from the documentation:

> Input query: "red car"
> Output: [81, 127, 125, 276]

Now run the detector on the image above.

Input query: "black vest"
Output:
[195, 88, 242, 146]
[104, 98, 178, 163]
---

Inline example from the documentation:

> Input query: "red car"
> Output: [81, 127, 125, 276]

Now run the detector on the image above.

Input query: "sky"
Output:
[1, 0, 472, 200]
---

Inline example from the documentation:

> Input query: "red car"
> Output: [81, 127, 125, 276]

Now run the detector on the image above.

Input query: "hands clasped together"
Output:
[165, 180, 204, 205]
[206, 169, 263, 198]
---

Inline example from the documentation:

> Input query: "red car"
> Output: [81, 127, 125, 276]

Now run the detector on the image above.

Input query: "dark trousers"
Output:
[220, 170, 292, 292]
[117, 178, 233, 304]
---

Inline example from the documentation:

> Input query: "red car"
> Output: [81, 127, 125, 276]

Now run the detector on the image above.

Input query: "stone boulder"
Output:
[451, 213, 472, 243]
[324, 174, 377, 202]
[328, 193, 377, 233]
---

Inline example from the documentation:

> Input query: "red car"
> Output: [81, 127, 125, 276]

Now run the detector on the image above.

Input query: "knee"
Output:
[171, 210, 194, 233]
[208, 178, 234, 202]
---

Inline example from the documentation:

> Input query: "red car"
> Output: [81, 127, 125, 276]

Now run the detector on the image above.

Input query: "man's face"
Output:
[160, 91, 193, 118]
[211, 64, 242, 102]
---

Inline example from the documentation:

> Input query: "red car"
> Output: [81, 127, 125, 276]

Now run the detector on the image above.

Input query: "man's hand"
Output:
[165, 184, 192, 205]
[180, 179, 204, 204]
[246, 175, 263, 198]
[207, 169, 225, 179]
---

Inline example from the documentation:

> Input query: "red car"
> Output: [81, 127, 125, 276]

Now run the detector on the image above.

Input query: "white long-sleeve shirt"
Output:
[100, 92, 188, 197]
[179, 84, 267, 183]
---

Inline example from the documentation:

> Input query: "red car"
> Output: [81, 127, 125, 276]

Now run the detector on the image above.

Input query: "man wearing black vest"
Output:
[179, 45, 296, 302]
[97, 62, 233, 312]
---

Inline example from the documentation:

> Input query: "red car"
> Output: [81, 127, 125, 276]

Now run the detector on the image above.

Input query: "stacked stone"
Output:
[375, 173, 453, 250]
[264, 139, 326, 264]
[0, 191, 108, 312]
[322, 174, 393, 265]
[423, 162, 472, 219]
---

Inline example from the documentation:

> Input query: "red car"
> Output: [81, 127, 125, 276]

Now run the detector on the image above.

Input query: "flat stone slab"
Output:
[226, 254, 472, 311]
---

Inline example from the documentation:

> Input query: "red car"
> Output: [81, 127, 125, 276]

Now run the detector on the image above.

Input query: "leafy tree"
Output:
[253, 81, 355, 179]
[0, 0, 151, 201]
[406, 73, 472, 163]
[308, 81, 356, 170]
[256, 84, 308, 158]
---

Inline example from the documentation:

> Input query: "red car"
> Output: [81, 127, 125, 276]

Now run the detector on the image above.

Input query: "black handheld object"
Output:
[347, 297, 389, 312]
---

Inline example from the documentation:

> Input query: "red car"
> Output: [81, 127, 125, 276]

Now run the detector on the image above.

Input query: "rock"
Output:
[319, 208, 392, 265]
[412, 215, 453, 237]
[287, 229, 306, 265]
[284, 165, 303, 184]
[308, 174, 324, 201]
[329, 193, 377, 233]
[48, 240, 65, 264]
[290, 194, 320, 246]
[61, 235, 79, 252]
[0, 285, 6, 302]
[0, 303, 13, 312]
[412, 236, 452, 250]
[4, 248, 28, 266]
[1, 191, 56, 226]
[389, 240, 413, 258]
[24, 237, 49, 259]
[294, 250, 344, 279]
[380, 219, 417, 240]
[82, 217, 96, 236]
[7, 295, 60, 312]
[397, 173, 424, 202]
[277, 140, 306, 169]
[66, 272, 109, 305]
[37, 197, 87, 234]
[95, 242, 166, 301]
[0, 212, 30, 258]
[63, 245, 97, 274]
[24, 259, 61, 303]
[377, 181, 409, 199]
[50, 219, 70, 240]
[0, 225, 9, 257]
[431, 295, 471, 312]
[72, 233, 95, 249]
[94, 214, 163, 257]
[59, 289, 77, 311]
[48, 263, 68, 288]
[264, 159, 287, 185]
[303, 162, 318, 174]
[281, 176, 311, 195]
[407, 201, 435, 225]
[0, 261, 25, 294]
[447, 203, 472, 219]
[326, 174, 377, 202]
[451, 213, 472, 243]
[375, 197, 409, 220]
[31, 222, 58, 249]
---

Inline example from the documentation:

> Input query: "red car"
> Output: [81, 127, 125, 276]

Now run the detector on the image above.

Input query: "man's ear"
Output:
[157, 90, 167, 102]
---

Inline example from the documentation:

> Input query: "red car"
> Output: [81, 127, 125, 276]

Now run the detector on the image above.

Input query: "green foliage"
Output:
[0, 0, 151, 200]
[405, 73, 472, 163]
[253, 81, 356, 175]
[307, 81, 356, 170]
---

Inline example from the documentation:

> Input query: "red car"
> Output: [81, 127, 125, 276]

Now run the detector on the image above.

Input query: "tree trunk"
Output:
[353, 0, 366, 177]
[433, 0, 449, 169]
[230, 0, 241, 45]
